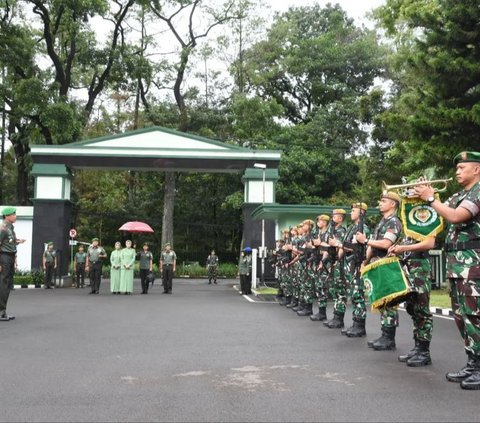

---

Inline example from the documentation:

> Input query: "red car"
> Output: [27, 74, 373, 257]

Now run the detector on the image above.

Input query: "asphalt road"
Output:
[0, 279, 477, 422]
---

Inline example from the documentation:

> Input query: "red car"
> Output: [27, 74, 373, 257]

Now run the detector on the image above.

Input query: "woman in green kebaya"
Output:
[110, 241, 122, 294]
[120, 240, 135, 295]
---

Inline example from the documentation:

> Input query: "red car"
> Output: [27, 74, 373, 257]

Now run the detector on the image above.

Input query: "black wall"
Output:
[32, 200, 73, 276]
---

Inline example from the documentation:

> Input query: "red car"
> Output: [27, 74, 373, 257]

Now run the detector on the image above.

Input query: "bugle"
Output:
[382, 178, 452, 198]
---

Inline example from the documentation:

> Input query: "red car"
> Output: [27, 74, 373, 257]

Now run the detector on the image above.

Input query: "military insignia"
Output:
[461, 151, 467, 161]
[401, 196, 445, 241]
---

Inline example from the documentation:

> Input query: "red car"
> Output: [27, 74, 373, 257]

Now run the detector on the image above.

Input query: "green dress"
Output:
[110, 249, 122, 293]
[120, 247, 136, 293]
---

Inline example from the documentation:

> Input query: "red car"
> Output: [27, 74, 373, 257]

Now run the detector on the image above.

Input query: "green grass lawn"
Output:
[430, 288, 451, 309]
[253, 286, 452, 309]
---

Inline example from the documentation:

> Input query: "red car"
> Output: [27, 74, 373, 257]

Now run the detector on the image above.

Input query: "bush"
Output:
[14, 275, 33, 286]
[14, 268, 44, 286]
[178, 262, 238, 278]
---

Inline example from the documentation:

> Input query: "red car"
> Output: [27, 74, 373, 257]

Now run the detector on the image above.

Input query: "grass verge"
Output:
[430, 288, 451, 309]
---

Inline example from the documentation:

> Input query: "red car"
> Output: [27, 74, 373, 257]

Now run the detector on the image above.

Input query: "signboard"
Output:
[69, 229, 77, 238]
[69, 240, 78, 246]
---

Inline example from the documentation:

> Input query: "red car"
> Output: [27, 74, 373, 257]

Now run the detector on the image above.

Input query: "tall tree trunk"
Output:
[9, 120, 29, 205]
[161, 171, 175, 248]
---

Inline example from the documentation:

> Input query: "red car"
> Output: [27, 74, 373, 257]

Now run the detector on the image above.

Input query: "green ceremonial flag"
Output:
[400, 195, 444, 241]
[361, 257, 411, 311]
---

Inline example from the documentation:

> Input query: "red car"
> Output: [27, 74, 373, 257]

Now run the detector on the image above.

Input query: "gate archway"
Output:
[30, 126, 281, 276]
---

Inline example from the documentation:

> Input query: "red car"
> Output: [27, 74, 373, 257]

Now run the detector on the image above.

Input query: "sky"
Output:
[266, 0, 386, 27]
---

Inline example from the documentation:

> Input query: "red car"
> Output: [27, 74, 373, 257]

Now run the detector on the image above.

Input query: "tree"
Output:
[374, 0, 480, 179]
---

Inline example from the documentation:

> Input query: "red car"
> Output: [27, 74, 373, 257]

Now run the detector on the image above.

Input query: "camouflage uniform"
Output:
[342, 222, 371, 323]
[314, 228, 330, 310]
[206, 253, 219, 284]
[444, 183, 480, 358]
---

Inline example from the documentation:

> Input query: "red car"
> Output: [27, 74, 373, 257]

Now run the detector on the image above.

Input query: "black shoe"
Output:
[406, 341, 432, 367]
[286, 298, 298, 309]
[399, 340, 420, 363]
[163, 291, 168, 294]
[208, 281, 212, 284]
[89, 291, 95, 294]
[446, 353, 477, 383]
[310, 307, 327, 321]
[461, 370, 480, 390]
[214, 280, 217, 284]
[94, 291, 99, 294]
[0, 314, 10, 321]
[297, 303, 313, 316]
[292, 300, 304, 312]
[346, 320, 366, 337]
[372, 327, 396, 351]
[324, 312, 344, 329]
[367, 335, 382, 348]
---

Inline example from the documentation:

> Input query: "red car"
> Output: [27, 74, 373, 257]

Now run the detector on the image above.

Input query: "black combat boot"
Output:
[346, 319, 366, 337]
[310, 307, 327, 321]
[297, 303, 313, 316]
[406, 340, 432, 367]
[283, 296, 292, 306]
[446, 352, 476, 383]
[286, 297, 298, 309]
[398, 340, 419, 363]
[372, 327, 396, 351]
[324, 312, 344, 329]
[367, 335, 382, 348]
[278, 296, 289, 306]
[292, 300, 304, 312]
[461, 355, 480, 390]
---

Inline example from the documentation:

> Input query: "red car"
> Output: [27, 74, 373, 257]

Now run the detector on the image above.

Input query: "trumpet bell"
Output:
[382, 178, 452, 198]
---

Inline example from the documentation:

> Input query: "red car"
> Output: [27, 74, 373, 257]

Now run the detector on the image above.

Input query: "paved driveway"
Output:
[0, 279, 476, 422]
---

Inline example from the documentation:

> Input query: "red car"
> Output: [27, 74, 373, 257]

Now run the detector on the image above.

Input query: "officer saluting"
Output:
[0, 207, 26, 321]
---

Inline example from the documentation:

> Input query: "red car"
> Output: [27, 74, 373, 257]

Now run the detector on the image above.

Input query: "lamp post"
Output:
[253, 162, 266, 285]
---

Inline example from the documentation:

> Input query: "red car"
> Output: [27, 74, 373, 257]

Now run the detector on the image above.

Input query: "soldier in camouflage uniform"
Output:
[279, 229, 294, 306]
[206, 250, 219, 285]
[357, 191, 403, 351]
[388, 234, 435, 366]
[340, 202, 371, 337]
[296, 220, 316, 316]
[415, 151, 480, 389]
[286, 226, 302, 310]
[310, 215, 331, 321]
[323, 209, 347, 329]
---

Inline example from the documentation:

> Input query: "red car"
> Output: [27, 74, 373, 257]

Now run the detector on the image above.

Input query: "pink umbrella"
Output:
[119, 221, 154, 233]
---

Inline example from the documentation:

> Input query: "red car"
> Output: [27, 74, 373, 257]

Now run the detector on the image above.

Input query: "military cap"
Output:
[164, 242, 171, 247]
[302, 219, 315, 227]
[332, 208, 347, 215]
[381, 190, 401, 204]
[2, 206, 16, 216]
[47, 241, 54, 246]
[351, 202, 368, 211]
[244, 247, 252, 253]
[92, 237, 99, 242]
[454, 151, 480, 165]
[143, 242, 149, 247]
[317, 214, 330, 221]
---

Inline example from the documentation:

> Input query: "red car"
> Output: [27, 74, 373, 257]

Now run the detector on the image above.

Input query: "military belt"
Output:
[0, 251, 15, 256]
[445, 240, 480, 251]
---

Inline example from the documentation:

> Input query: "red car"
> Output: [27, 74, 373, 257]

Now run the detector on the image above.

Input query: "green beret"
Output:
[92, 237, 99, 242]
[47, 241, 54, 246]
[2, 206, 16, 216]
[454, 151, 480, 165]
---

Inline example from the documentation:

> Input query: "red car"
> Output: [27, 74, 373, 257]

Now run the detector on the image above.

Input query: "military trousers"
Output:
[405, 258, 433, 342]
[44, 262, 55, 288]
[280, 266, 293, 297]
[208, 265, 218, 283]
[0, 253, 14, 315]
[450, 277, 480, 356]
[140, 268, 150, 293]
[90, 262, 102, 293]
[162, 264, 174, 293]
[332, 261, 348, 314]
[300, 263, 316, 305]
[314, 267, 330, 309]
[75, 263, 85, 287]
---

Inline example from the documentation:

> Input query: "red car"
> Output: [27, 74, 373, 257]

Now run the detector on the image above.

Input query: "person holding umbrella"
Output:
[160, 243, 176, 294]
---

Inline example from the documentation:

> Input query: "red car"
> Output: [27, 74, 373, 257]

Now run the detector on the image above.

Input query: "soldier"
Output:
[0, 207, 26, 321]
[42, 242, 57, 289]
[296, 220, 316, 316]
[110, 242, 122, 294]
[415, 151, 480, 389]
[323, 209, 347, 329]
[287, 224, 305, 312]
[86, 237, 107, 295]
[160, 243, 176, 294]
[340, 203, 371, 337]
[238, 247, 253, 294]
[388, 234, 435, 366]
[278, 229, 293, 306]
[74, 245, 87, 288]
[357, 191, 403, 351]
[139, 243, 153, 294]
[310, 214, 331, 321]
[120, 240, 135, 295]
[206, 250, 219, 285]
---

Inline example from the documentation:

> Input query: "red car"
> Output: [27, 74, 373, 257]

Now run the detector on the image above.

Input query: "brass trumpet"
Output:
[382, 178, 452, 198]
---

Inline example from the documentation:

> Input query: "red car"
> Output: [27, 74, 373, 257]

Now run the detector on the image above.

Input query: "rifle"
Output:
[352, 207, 367, 296]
